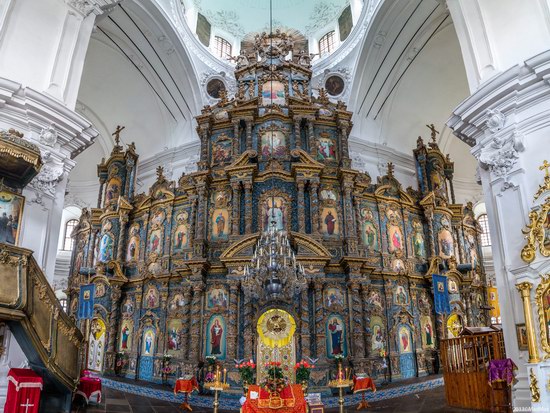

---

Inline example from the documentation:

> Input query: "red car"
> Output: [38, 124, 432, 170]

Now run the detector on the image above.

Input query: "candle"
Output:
[223, 368, 227, 384]
[345, 368, 349, 380]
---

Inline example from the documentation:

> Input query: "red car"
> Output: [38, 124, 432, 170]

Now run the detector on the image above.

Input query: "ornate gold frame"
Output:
[522, 200, 550, 263]
[534, 274, 550, 358]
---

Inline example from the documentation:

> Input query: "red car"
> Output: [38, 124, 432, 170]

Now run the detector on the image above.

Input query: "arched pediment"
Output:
[220, 232, 331, 266]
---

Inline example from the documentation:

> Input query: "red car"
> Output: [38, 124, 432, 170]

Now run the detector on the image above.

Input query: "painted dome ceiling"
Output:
[187, 0, 351, 38]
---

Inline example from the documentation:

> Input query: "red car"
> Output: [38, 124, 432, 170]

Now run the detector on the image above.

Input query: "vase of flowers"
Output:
[236, 359, 256, 393]
[261, 362, 287, 396]
[162, 353, 173, 385]
[294, 359, 314, 392]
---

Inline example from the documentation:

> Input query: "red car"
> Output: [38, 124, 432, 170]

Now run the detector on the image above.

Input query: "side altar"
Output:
[67, 31, 488, 389]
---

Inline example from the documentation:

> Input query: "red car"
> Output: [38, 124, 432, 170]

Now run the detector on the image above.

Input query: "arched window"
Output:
[214, 36, 232, 59]
[63, 219, 78, 251]
[478, 214, 491, 247]
[319, 31, 336, 57]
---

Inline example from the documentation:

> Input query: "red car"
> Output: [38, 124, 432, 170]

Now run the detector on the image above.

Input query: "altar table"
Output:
[75, 371, 102, 404]
[352, 377, 376, 410]
[174, 377, 199, 411]
[4, 368, 43, 413]
[243, 384, 306, 413]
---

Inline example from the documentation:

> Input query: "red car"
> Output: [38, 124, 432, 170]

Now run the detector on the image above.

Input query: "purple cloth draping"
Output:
[488, 359, 517, 385]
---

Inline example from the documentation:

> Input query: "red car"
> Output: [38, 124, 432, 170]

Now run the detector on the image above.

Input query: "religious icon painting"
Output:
[98, 233, 114, 262]
[446, 313, 462, 338]
[119, 319, 133, 351]
[261, 196, 286, 231]
[207, 288, 228, 309]
[387, 224, 404, 254]
[320, 207, 339, 236]
[142, 327, 156, 356]
[412, 221, 426, 258]
[448, 279, 458, 293]
[88, 318, 106, 371]
[148, 228, 163, 255]
[144, 285, 159, 308]
[368, 290, 383, 309]
[325, 288, 344, 308]
[316, 134, 337, 162]
[420, 316, 435, 349]
[0, 189, 24, 245]
[261, 80, 285, 106]
[211, 135, 232, 165]
[173, 212, 189, 252]
[391, 258, 405, 273]
[94, 282, 106, 298]
[394, 285, 409, 306]
[74, 250, 84, 276]
[438, 228, 454, 258]
[205, 315, 226, 360]
[260, 130, 287, 158]
[361, 210, 378, 250]
[105, 176, 121, 204]
[166, 319, 183, 354]
[370, 316, 385, 353]
[515, 324, 528, 351]
[398, 326, 412, 354]
[151, 208, 166, 227]
[122, 297, 134, 316]
[211, 208, 229, 241]
[169, 293, 185, 311]
[326, 314, 347, 358]
[126, 224, 140, 262]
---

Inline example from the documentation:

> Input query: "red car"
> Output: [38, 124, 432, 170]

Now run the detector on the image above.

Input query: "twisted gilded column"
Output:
[300, 286, 311, 358]
[182, 286, 193, 360]
[314, 282, 326, 358]
[189, 284, 205, 363]
[244, 181, 253, 234]
[294, 118, 302, 149]
[246, 120, 253, 151]
[361, 286, 372, 357]
[231, 182, 241, 236]
[116, 215, 128, 261]
[349, 281, 365, 359]
[297, 181, 306, 232]
[310, 181, 320, 235]
[233, 120, 241, 156]
[107, 285, 122, 353]
[516, 282, 541, 363]
[194, 186, 207, 258]
[243, 291, 254, 359]
[227, 283, 239, 360]
[307, 118, 316, 157]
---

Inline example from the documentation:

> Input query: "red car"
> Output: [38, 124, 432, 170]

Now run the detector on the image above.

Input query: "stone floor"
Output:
[71, 385, 481, 413]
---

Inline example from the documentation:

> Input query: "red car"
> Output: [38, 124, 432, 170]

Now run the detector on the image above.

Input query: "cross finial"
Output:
[539, 160, 550, 177]
[112, 125, 125, 145]
[387, 162, 395, 177]
[426, 123, 439, 143]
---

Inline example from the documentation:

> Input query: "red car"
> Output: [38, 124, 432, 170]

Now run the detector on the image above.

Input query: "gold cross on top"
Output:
[112, 125, 125, 145]
[426, 123, 439, 143]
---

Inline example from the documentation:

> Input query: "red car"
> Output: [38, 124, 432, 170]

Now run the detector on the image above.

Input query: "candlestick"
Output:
[223, 368, 227, 384]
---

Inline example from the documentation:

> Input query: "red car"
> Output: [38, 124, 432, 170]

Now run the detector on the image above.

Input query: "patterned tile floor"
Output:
[71, 377, 481, 413]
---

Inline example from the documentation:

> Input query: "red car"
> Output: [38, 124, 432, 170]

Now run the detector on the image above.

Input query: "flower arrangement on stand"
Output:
[115, 351, 128, 376]
[162, 353, 173, 385]
[294, 359, 315, 392]
[236, 359, 256, 393]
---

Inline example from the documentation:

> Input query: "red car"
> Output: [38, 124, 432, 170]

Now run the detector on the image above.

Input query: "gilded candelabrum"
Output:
[204, 366, 229, 413]
[328, 366, 353, 413]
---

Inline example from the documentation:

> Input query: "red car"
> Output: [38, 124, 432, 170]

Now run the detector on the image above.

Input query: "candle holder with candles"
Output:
[328, 361, 353, 413]
[204, 365, 229, 413]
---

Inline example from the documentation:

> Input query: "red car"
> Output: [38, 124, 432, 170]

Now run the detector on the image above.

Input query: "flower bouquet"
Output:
[236, 359, 256, 386]
[261, 362, 287, 395]
[294, 359, 315, 385]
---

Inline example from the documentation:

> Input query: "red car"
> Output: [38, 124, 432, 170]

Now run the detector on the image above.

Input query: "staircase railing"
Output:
[0, 243, 83, 392]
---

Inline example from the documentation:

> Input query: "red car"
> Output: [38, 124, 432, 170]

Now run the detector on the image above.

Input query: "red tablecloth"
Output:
[174, 377, 199, 395]
[76, 374, 102, 403]
[243, 384, 307, 413]
[352, 377, 376, 394]
[4, 368, 42, 413]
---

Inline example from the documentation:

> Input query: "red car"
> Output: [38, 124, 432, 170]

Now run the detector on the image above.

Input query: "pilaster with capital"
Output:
[182, 286, 193, 360]
[297, 181, 306, 232]
[300, 285, 311, 358]
[310, 181, 320, 235]
[294, 118, 302, 149]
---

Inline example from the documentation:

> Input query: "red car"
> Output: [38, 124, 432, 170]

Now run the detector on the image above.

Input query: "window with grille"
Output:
[63, 219, 78, 251]
[478, 214, 491, 247]
[319, 31, 336, 57]
[214, 36, 232, 59]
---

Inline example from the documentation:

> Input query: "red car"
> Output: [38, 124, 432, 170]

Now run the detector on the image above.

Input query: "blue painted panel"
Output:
[139, 356, 154, 380]
[399, 352, 416, 379]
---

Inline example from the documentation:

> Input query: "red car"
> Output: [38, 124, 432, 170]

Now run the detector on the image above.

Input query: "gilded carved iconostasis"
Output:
[67, 31, 488, 389]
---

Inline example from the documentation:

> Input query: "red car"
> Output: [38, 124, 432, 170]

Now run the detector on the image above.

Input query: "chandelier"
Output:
[243, 220, 307, 301]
